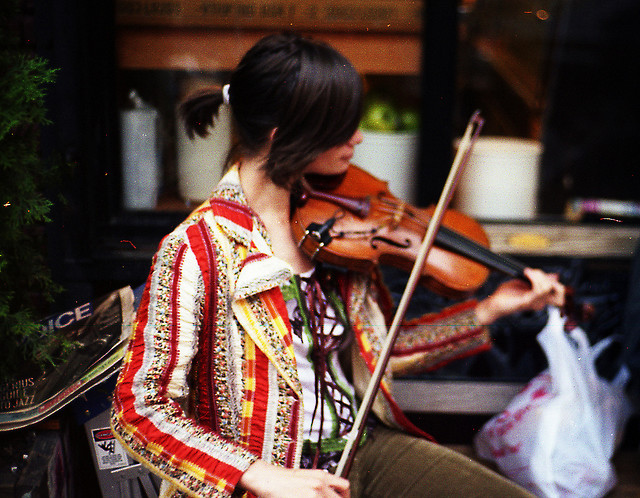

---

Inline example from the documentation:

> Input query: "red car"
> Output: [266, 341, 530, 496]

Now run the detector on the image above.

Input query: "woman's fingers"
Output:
[475, 268, 567, 325]
[523, 268, 566, 308]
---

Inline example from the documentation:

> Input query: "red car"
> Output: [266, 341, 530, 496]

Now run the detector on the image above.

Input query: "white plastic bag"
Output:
[474, 307, 633, 498]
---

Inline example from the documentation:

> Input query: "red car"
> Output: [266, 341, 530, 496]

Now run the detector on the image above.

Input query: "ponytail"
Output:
[177, 33, 363, 187]
[178, 87, 225, 140]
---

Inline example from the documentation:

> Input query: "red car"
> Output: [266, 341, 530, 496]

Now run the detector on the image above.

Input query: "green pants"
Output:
[348, 426, 534, 497]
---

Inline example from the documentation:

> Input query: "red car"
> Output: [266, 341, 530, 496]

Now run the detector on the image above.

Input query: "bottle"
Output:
[120, 90, 161, 210]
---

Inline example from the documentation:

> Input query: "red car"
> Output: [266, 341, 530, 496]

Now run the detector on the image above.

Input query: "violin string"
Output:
[351, 196, 526, 278]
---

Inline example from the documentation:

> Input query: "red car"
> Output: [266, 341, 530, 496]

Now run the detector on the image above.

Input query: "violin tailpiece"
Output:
[301, 219, 336, 259]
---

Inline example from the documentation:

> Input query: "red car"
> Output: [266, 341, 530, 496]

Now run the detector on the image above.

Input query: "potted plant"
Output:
[0, 0, 64, 384]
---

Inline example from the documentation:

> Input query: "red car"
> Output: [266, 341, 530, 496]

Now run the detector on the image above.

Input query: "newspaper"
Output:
[0, 287, 135, 431]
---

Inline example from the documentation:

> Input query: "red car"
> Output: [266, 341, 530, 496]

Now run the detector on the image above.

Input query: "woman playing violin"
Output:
[111, 32, 564, 498]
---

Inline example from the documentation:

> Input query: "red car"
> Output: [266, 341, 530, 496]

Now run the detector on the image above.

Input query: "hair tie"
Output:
[222, 84, 231, 105]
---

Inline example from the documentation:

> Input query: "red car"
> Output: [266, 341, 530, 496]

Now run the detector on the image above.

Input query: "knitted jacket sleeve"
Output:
[361, 267, 492, 377]
[110, 225, 258, 498]
[390, 300, 492, 376]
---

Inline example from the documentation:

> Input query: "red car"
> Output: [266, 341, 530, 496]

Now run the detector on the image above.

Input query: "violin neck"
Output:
[436, 225, 526, 279]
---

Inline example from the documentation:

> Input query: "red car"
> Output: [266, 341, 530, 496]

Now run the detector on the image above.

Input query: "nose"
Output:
[349, 130, 364, 146]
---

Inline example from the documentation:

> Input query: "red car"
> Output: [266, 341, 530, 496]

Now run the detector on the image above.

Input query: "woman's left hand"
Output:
[475, 268, 566, 326]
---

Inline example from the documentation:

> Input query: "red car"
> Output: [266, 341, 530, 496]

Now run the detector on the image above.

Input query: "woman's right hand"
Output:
[239, 460, 350, 497]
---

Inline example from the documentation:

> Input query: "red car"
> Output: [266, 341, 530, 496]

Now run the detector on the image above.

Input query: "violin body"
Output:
[292, 165, 510, 298]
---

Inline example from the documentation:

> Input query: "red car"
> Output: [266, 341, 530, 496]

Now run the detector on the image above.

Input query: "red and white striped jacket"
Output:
[111, 166, 490, 497]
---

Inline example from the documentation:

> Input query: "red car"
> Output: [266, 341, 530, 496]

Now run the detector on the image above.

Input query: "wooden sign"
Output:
[116, 0, 423, 33]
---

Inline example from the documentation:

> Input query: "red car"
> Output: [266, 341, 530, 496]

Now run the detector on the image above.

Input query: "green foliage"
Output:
[0, 0, 65, 382]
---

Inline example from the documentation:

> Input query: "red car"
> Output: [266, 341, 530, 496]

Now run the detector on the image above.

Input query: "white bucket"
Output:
[176, 104, 232, 203]
[351, 130, 419, 203]
[454, 136, 541, 220]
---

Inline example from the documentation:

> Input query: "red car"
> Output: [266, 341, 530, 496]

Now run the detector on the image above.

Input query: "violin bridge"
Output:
[391, 201, 406, 229]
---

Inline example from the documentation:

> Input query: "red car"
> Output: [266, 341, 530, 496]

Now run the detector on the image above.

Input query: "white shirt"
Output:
[284, 269, 357, 442]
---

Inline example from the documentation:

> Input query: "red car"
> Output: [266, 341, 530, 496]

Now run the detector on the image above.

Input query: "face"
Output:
[304, 130, 363, 176]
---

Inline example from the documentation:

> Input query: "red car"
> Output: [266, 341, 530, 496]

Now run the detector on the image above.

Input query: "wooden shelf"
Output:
[482, 222, 639, 259]
[393, 379, 525, 415]
[116, 27, 421, 74]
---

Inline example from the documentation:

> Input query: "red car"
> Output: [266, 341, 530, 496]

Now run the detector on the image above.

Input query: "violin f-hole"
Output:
[370, 236, 412, 250]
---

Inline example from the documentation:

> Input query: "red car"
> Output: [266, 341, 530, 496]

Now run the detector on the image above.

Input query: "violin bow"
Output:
[334, 110, 485, 477]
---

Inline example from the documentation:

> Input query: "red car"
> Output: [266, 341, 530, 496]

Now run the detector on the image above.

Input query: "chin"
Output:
[333, 162, 351, 175]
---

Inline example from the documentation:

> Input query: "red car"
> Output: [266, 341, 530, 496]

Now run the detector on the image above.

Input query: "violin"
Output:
[291, 164, 527, 299]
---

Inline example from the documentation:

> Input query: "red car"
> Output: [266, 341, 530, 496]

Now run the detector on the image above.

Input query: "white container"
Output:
[120, 101, 161, 210]
[177, 98, 232, 204]
[351, 130, 419, 203]
[454, 136, 541, 220]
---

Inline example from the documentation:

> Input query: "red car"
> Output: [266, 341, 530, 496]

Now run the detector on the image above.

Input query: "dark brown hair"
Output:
[179, 32, 363, 186]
